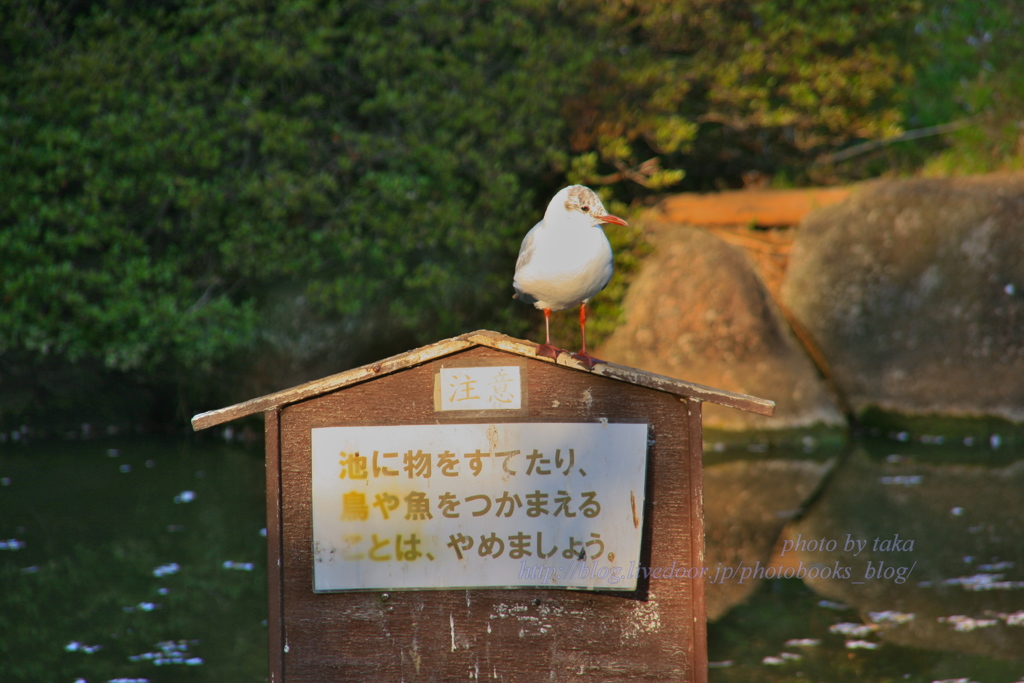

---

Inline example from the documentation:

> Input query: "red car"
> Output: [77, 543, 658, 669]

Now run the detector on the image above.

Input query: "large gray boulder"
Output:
[781, 175, 1024, 423]
[597, 222, 845, 431]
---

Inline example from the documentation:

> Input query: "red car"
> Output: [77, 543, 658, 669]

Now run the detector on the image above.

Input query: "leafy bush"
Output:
[0, 0, 922, 422]
[815, 0, 1024, 178]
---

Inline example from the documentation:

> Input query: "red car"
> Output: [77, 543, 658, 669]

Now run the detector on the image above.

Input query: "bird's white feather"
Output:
[513, 186, 616, 311]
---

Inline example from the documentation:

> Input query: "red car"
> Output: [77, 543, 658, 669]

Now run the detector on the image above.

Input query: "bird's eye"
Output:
[580, 205, 590, 213]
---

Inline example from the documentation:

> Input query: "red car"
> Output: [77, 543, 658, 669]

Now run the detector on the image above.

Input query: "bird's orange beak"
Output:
[597, 214, 628, 227]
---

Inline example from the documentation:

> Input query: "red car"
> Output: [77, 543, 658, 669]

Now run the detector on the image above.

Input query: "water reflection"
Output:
[703, 444, 838, 620]
[706, 434, 1024, 682]
[784, 445, 1024, 661]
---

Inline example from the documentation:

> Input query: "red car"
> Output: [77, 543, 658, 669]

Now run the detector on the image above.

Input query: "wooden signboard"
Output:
[192, 330, 774, 682]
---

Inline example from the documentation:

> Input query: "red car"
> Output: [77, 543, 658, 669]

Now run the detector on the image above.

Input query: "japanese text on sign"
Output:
[311, 423, 648, 591]
[437, 366, 521, 411]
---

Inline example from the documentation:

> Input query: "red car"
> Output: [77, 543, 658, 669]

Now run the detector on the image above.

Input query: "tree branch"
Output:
[815, 116, 982, 165]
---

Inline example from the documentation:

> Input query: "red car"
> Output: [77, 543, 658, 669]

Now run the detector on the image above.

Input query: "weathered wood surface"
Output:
[265, 409, 285, 683]
[191, 330, 773, 431]
[274, 345, 707, 682]
[657, 187, 852, 227]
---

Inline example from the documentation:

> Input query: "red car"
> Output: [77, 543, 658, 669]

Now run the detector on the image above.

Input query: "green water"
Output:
[0, 437, 267, 682]
[1, 430, 1022, 681]
[705, 432, 1024, 683]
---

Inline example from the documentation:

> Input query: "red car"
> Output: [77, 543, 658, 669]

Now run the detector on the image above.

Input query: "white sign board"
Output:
[311, 423, 648, 591]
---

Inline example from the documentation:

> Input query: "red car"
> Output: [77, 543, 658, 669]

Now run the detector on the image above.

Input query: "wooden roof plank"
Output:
[448, 330, 773, 414]
[592, 362, 776, 416]
[191, 330, 775, 431]
[190, 336, 476, 431]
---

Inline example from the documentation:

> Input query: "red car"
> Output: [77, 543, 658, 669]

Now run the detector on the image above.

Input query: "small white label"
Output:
[438, 366, 521, 411]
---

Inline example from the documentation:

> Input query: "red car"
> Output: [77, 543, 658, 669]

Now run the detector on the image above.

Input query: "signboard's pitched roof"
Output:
[191, 330, 775, 431]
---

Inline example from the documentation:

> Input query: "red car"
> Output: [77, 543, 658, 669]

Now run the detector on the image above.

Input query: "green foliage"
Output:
[912, 1, 1024, 176]
[901, 0, 1024, 126]
[0, 1, 603, 381]
[0, 0, 924, 419]
[818, 0, 1024, 179]
[564, 0, 918, 193]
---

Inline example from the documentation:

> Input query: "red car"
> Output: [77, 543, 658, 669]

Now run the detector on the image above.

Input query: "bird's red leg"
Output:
[579, 303, 588, 354]
[535, 308, 559, 360]
[573, 302, 604, 369]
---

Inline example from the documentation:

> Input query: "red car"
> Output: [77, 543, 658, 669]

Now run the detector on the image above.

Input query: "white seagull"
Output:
[513, 185, 627, 368]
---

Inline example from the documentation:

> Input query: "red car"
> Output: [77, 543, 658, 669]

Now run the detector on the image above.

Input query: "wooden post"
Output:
[264, 408, 285, 682]
[687, 398, 707, 680]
